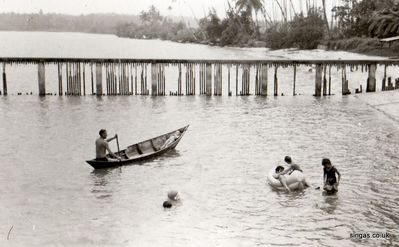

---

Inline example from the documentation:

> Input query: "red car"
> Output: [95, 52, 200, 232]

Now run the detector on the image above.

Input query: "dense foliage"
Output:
[369, 5, 399, 38]
[115, 5, 196, 42]
[332, 0, 397, 38]
[265, 8, 325, 49]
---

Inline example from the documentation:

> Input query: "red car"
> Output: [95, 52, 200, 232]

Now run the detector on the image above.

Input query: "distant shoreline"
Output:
[0, 29, 397, 58]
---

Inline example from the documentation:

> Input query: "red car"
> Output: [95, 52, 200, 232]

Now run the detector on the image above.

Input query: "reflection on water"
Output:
[320, 193, 339, 214]
[90, 168, 122, 200]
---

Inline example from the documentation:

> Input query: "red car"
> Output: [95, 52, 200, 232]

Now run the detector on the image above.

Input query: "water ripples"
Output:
[0, 95, 398, 246]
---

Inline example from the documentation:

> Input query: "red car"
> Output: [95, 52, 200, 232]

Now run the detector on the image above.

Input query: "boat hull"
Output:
[86, 125, 188, 169]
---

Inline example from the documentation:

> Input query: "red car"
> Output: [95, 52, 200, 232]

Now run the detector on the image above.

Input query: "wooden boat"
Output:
[86, 125, 189, 169]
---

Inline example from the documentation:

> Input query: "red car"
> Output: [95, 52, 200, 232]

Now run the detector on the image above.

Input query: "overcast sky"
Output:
[0, 0, 339, 19]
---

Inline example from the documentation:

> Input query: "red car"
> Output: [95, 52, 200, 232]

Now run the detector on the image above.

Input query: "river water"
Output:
[0, 32, 398, 247]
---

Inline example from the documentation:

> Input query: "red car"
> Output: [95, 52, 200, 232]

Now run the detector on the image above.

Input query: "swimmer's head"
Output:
[167, 190, 179, 201]
[163, 201, 172, 208]
[284, 156, 292, 164]
[322, 158, 332, 169]
[275, 166, 284, 173]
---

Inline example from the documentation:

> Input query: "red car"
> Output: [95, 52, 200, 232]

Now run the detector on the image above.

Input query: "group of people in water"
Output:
[95, 129, 341, 194]
[274, 156, 341, 193]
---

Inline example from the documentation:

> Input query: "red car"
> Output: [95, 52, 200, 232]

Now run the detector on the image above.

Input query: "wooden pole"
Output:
[274, 66, 278, 96]
[91, 63, 94, 95]
[206, 63, 212, 96]
[328, 65, 331, 95]
[293, 64, 296, 96]
[144, 64, 148, 95]
[255, 65, 259, 95]
[322, 65, 327, 96]
[58, 63, 63, 96]
[2, 63, 7, 96]
[178, 64, 182, 95]
[38, 62, 46, 96]
[261, 64, 268, 96]
[105, 64, 109, 95]
[151, 63, 157, 96]
[236, 65, 239, 96]
[382, 65, 387, 91]
[134, 64, 137, 95]
[66, 63, 69, 95]
[315, 64, 322, 97]
[78, 63, 82, 96]
[130, 64, 134, 95]
[193, 64, 196, 95]
[228, 65, 231, 96]
[83, 64, 86, 96]
[96, 63, 102, 96]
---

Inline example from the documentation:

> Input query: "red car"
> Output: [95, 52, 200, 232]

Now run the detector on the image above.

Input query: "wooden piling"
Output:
[328, 65, 331, 95]
[2, 63, 7, 96]
[66, 63, 69, 95]
[206, 63, 212, 96]
[96, 63, 103, 96]
[322, 65, 327, 96]
[130, 64, 134, 95]
[274, 66, 278, 96]
[134, 64, 137, 95]
[177, 63, 182, 96]
[261, 64, 268, 96]
[314, 64, 322, 97]
[144, 64, 148, 95]
[82, 64, 86, 95]
[58, 63, 63, 96]
[91, 64, 94, 95]
[246, 65, 250, 95]
[228, 65, 231, 96]
[293, 64, 296, 96]
[342, 65, 350, 95]
[236, 65, 239, 96]
[382, 65, 387, 91]
[151, 63, 157, 96]
[78, 63, 82, 95]
[193, 64, 196, 95]
[185, 64, 189, 95]
[38, 62, 46, 96]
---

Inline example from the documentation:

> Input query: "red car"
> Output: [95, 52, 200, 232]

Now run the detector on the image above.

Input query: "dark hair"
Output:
[99, 129, 106, 136]
[322, 158, 331, 166]
[163, 201, 172, 208]
[284, 156, 292, 163]
[275, 166, 284, 173]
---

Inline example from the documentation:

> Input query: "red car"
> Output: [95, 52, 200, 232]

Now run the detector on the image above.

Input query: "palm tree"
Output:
[235, 0, 265, 31]
[273, 0, 288, 22]
[235, 0, 264, 25]
[235, 0, 264, 14]
[369, 8, 399, 38]
[321, 0, 331, 37]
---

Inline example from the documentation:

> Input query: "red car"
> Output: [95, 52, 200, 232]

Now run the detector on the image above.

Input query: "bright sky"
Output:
[0, 0, 339, 19]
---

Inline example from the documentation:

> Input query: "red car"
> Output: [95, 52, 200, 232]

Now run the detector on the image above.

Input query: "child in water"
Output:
[322, 158, 341, 193]
[273, 166, 291, 192]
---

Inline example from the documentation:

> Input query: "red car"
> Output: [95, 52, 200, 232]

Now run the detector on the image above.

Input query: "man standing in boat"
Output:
[95, 129, 121, 161]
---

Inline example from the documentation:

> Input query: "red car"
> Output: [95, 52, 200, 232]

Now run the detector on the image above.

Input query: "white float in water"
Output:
[267, 166, 307, 190]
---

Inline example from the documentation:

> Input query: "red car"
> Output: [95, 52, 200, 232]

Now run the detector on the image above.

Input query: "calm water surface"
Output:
[0, 32, 398, 247]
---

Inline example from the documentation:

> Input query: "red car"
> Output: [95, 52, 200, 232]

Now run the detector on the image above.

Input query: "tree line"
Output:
[1, 0, 398, 52]
[0, 11, 139, 33]
[115, 0, 399, 51]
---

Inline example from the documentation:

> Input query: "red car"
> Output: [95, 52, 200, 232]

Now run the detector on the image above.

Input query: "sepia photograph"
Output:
[0, 0, 398, 246]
